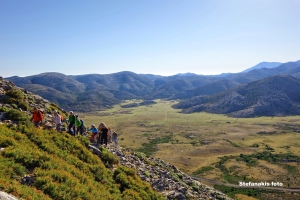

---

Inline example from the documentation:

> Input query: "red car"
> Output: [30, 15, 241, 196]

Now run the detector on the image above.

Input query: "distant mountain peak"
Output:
[242, 62, 282, 73]
[176, 72, 197, 77]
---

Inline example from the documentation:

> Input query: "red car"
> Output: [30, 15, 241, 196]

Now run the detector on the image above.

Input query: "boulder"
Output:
[0, 191, 19, 200]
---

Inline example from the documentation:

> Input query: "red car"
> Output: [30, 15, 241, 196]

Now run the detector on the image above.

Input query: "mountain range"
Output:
[6, 60, 300, 117]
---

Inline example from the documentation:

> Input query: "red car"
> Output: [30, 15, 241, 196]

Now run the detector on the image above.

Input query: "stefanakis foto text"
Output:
[239, 181, 283, 187]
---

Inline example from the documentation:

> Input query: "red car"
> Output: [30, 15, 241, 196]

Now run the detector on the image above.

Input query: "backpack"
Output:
[37, 110, 43, 121]
[80, 119, 84, 126]
[112, 132, 118, 138]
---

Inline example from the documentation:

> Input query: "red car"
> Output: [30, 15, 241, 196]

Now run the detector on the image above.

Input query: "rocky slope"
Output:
[88, 143, 231, 200]
[108, 146, 230, 200]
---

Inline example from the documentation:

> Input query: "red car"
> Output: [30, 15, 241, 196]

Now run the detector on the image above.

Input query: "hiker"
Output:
[88, 124, 98, 143]
[52, 110, 62, 132]
[112, 131, 118, 148]
[57, 111, 65, 124]
[107, 127, 112, 143]
[98, 122, 108, 146]
[30, 107, 43, 128]
[79, 118, 85, 135]
[68, 111, 76, 136]
[75, 115, 83, 136]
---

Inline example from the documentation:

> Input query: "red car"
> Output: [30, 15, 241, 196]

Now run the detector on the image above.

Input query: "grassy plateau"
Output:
[79, 99, 300, 199]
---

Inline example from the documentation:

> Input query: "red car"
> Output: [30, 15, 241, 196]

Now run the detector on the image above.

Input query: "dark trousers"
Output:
[100, 132, 107, 145]
[68, 122, 76, 136]
[76, 125, 84, 135]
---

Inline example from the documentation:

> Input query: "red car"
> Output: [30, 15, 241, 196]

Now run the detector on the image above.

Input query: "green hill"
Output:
[0, 77, 164, 200]
[0, 125, 163, 200]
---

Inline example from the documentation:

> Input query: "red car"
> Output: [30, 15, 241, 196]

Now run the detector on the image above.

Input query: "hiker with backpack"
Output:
[79, 118, 85, 135]
[68, 111, 76, 136]
[30, 107, 43, 128]
[52, 110, 62, 132]
[75, 115, 84, 136]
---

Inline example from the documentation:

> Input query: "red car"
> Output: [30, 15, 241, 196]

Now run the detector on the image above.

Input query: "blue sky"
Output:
[1, 0, 299, 77]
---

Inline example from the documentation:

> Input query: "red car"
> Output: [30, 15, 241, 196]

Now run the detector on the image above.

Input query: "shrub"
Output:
[11, 104, 18, 109]
[6, 109, 29, 122]
[100, 146, 119, 166]
[0, 137, 16, 147]
[250, 143, 259, 148]
[17, 101, 29, 111]
[193, 166, 214, 175]
[76, 135, 90, 147]
[0, 106, 8, 112]
[135, 152, 147, 160]
[6, 89, 23, 99]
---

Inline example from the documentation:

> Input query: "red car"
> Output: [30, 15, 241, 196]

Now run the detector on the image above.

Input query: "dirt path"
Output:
[191, 176, 300, 193]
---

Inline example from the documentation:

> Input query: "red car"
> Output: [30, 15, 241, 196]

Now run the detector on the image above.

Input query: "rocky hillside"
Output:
[0, 77, 230, 199]
[173, 75, 300, 117]
[0, 76, 67, 123]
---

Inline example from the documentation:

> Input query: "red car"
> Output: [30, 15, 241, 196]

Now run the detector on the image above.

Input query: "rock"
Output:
[87, 145, 102, 157]
[43, 122, 53, 130]
[20, 175, 35, 186]
[0, 191, 19, 200]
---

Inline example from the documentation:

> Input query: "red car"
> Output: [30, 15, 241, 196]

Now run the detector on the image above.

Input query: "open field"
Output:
[79, 99, 300, 199]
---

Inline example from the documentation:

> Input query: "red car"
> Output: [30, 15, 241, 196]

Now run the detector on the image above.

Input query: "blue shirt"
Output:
[88, 127, 98, 133]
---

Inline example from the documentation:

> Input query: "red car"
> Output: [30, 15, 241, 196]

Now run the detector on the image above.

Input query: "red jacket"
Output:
[32, 110, 43, 122]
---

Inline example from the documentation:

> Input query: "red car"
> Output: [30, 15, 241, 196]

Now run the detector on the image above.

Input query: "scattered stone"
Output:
[102, 145, 231, 200]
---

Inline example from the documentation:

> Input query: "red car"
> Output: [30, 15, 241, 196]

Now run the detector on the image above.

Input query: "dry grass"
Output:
[79, 100, 300, 187]
[235, 194, 259, 200]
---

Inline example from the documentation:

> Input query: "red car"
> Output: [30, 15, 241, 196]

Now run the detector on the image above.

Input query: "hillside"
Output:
[0, 76, 165, 200]
[173, 75, 300, 117]
[0, 77, 230, 199]
[6, 60, 300, 116]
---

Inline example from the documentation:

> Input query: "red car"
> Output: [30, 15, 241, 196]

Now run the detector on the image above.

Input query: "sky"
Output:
[1, 0, 300, 77]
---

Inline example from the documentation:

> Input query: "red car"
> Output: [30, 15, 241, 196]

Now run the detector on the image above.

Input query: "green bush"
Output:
[6, 89, 23, 99]
[6, 109, 29, 122]
[18, 101, 30, 111]
[135, 152, 147, 160]
[100, 146, 120, 166]
[193, 166, 214, 175]
[11, 104, 18, 109]
[0, 106, 8, 112]
[250, 143, 259, 148]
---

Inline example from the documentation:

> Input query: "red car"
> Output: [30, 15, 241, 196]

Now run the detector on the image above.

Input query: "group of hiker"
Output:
[67, 111, 85, 136]
[88, 122, 118, 147]
[30, 107, 118, 147]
